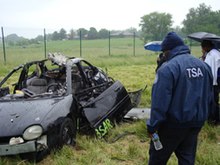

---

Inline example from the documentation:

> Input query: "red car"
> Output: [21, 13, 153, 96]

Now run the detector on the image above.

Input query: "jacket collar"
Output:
[167, 45, 190, 61]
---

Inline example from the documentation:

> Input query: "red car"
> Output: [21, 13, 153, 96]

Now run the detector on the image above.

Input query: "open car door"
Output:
[82, 81, 133, 138]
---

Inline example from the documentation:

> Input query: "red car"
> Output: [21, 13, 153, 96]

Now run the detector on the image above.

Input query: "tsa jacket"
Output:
[147, 45, 213, 133]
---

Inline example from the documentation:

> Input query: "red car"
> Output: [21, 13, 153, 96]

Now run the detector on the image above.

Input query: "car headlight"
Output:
[23, 125, 43, 140]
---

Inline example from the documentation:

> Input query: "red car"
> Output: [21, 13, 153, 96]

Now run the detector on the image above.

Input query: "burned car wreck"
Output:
[0, 53, 135, 160]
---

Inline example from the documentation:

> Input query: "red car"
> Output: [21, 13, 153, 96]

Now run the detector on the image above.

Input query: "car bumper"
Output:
[0, 135, 47, 156]
[0, 141, 36, 156]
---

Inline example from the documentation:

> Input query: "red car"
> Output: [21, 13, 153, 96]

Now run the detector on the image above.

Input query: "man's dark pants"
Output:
[208, 85, 219, 124]
[148, 126, 201, 165]
[213, 86, 219, 122]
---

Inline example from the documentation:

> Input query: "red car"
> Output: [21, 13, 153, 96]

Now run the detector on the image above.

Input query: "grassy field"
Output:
[0, 38, 220, 165]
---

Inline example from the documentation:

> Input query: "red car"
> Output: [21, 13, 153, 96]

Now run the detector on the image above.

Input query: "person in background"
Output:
[201, 40, 220, 124]
[147, 32, 213, 165]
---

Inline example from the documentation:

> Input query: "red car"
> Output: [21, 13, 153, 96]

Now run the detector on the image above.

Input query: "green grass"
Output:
[0, 38, 147, 66]
[1, 121, 219, 165]
[0, 39, 220, 165]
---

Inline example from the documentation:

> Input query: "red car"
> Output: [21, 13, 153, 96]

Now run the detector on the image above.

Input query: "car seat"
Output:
[27, 77, 47, 94]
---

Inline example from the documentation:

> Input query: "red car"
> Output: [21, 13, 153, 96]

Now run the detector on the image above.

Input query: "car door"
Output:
[82, 80, 133, 138]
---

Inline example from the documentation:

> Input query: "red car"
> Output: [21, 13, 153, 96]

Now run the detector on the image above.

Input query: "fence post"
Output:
[109, 31, 111, 56]
[44, 28, 47, 58]
[1, 27, 6, 64]
[133, 32, 136, 56]
[80, 30, 82, 57]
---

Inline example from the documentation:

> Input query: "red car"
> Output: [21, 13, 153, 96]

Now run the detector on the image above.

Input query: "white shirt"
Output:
[204, 49, 220, 85]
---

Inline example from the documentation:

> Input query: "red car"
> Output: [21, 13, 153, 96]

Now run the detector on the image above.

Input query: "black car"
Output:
[0, 53, 135, 161]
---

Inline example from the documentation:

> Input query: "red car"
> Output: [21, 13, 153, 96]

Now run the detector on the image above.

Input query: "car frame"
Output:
[0, 53, 134, 161]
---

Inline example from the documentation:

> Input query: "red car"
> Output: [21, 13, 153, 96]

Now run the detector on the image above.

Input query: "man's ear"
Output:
[163, 50, 170, 58]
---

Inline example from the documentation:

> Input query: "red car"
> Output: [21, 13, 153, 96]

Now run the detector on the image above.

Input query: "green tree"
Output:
[88, 27, 98, 39]
[77, 28, 88, 39]
[139, 12, 172, 43]
[98, 28, 109, 39]
[68, 29, 76, 40]
[51, 31, 60, 40]
[59, 28, 67, 40]
[16, 38, 29, 46]
[35, 35, 44, 41]
[182, 3, 220, 34]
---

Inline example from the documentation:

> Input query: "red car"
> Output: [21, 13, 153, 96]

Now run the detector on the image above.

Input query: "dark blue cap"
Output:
[161, 32, 184, 51]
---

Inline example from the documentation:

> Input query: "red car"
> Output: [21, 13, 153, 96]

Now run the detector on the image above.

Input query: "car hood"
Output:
[0, 96, 72, 137]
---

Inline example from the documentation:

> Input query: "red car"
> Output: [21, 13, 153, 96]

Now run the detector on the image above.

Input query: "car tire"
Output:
[58, 117, 77, 146]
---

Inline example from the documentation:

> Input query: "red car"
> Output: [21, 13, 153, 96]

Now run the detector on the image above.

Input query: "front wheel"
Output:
[59, 117, 77, 146]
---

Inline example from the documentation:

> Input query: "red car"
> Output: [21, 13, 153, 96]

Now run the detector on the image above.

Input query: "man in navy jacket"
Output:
[147, 32, 213, 165]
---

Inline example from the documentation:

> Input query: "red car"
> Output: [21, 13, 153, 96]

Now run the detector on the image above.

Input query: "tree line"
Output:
[3, 3, 220, 46]
[4, 27, 139, 46]
[47, 27, 138, 40]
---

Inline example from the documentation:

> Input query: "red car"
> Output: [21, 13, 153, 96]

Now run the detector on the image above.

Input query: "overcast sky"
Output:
[0, 0, 220, 38]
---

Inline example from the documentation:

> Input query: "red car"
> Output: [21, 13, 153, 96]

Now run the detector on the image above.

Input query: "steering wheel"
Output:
[47, 83, 63, 92]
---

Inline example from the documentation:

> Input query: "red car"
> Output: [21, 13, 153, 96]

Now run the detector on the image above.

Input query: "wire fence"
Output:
[0, 27, 147, 65]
